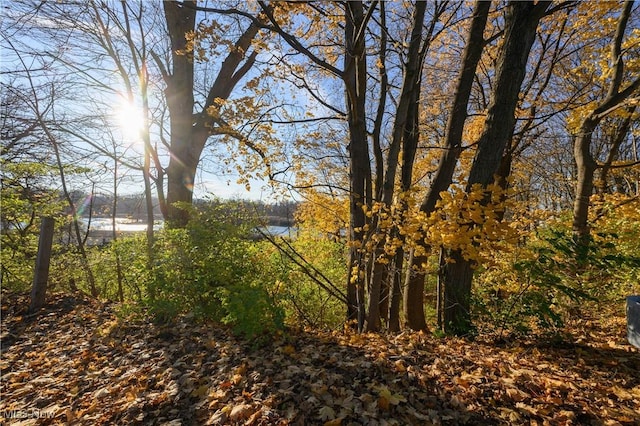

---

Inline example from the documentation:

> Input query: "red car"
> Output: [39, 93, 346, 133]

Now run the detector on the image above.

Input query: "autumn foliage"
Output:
[2, 291, 639, 424]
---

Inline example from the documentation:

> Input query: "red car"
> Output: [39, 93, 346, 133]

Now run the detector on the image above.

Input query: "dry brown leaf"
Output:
[229, 403, 254, 421]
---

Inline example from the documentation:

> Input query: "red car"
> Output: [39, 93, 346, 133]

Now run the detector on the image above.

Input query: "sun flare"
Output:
[115, 99, 145, 140]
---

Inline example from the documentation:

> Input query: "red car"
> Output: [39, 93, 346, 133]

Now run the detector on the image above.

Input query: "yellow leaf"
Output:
[191, 384, 209, 398]
[394, 359, 406, 372]
[234, 364, 247, 376]
[376, 385, 405, 409]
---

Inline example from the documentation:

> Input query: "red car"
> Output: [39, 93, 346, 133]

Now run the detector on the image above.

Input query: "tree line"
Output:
[2, 1, 639, 335]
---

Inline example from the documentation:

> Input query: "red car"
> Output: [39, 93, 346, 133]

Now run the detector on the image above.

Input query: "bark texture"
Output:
[163, 1, 261, 227]
[344, 1, 371, 330]
[441, 1, 550, 334]
[403, 0, 491, 331]
[366, 0, 428, 332]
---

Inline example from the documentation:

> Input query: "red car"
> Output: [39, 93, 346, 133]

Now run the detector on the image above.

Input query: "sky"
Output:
[1, 1, 317, 203]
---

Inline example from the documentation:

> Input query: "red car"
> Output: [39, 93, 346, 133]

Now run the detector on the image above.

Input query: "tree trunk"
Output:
[388, 246, 404, 331]
[439, 248, 474, 332]
[442, 1, 550, 335]
[29, 217, 55, 314]
[397, 88, 425, 331]
[404, 0, 491, 330]
[364, 1, 428, 332]
[163, 0, 197, 227]
[436, 247, 446, 329]
[344, 1, 371, 330]
[111, 159, 125, 302]
[163, 1, 262, 227]
[572, 118, 599, 246]
[366, 259, 385, 331]
[571, 0, 637, 245]
[597, 109, 635, 195]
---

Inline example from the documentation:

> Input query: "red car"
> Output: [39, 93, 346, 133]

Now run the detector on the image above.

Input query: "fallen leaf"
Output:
[191, 384, 209, 398]
[229, 403, 254, 421]
[319, 405, 336, 420]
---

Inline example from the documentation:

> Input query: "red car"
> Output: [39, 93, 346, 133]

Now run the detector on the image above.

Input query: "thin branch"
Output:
[257, 0, 343, 78]
[256, 227, 348, 304]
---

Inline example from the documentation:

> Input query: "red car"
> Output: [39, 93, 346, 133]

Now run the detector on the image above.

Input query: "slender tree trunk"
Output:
[388, 245, 404, 331]
[140, 72, 157, 282]
[378, 263, 390, 325]
[572, 118, 598, 239]
[40, 103, 98, 296]
[111, 159, 125, 302]
[404, 0, 491, 330]
[597, 109, 634, 195]
[372, 1, 389, 328]
[397, 88, 424, 332]
[436, 247, 446, 329]
[571, 1, 637, 245]
[29, 217, 55, 314]
[365, 1, 428, 332]
[344, 1, 371, 330]
[366, 260, 386, 331]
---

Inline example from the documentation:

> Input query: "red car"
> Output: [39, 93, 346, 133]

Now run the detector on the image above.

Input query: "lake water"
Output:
[80, 217, 162, 232]
[81, 218, 295, 238]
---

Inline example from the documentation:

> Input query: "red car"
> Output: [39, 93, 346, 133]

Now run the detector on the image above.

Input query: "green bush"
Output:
[475, 221, 640, 336]
[142, 202, 285, 336]
[253, 230, 347, 330]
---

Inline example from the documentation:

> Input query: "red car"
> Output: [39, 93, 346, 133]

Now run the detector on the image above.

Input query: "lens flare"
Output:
[115, 98, 145, 141]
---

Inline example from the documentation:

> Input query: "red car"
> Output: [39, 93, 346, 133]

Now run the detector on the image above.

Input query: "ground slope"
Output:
[1, 292, 638, 425]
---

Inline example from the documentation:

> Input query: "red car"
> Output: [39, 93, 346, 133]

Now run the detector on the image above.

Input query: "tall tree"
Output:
[342, 1, 372, 329]
[258, 1, 376, 329]
[364, 0, 443, 332]
[8, 0, 276, 229]
[403, 0, 491, 331]
[439, 1, 551, 335]
[162, 1, 267, 227]
[571, 0, 640, 245]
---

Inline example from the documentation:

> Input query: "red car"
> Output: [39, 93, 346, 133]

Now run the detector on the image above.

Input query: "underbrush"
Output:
[473, 218, 640, 338]
[4, 198, 638, 339]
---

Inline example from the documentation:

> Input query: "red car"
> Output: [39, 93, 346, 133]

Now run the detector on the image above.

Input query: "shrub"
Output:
[475, 219, 640, 336]
[143, 201, 285, 336]
[253, 230, 347, 330]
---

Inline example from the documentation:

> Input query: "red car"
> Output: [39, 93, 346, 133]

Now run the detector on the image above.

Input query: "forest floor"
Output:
[1, 291, 639, 426]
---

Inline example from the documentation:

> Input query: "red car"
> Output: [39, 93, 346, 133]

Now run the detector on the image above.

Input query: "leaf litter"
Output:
[1, 291, 639, 425]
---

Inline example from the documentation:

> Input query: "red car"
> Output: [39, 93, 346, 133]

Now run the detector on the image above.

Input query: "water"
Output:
[80, 219, 296, 245]
[261, 226, 297, 238]
[80, 217, 162, 232]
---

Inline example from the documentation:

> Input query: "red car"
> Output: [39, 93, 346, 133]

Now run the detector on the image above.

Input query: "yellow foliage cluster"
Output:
[565, 3, 640, 133]
[295, 191, 349, 240]
[181, 20, 234, 63]
[591, 193, 640, 230]
[422, 184, 520, 265]
[356, 183, 522, 269]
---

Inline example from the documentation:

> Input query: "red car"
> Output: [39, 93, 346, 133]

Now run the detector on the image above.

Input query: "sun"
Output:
[115, 98, 145, 140]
